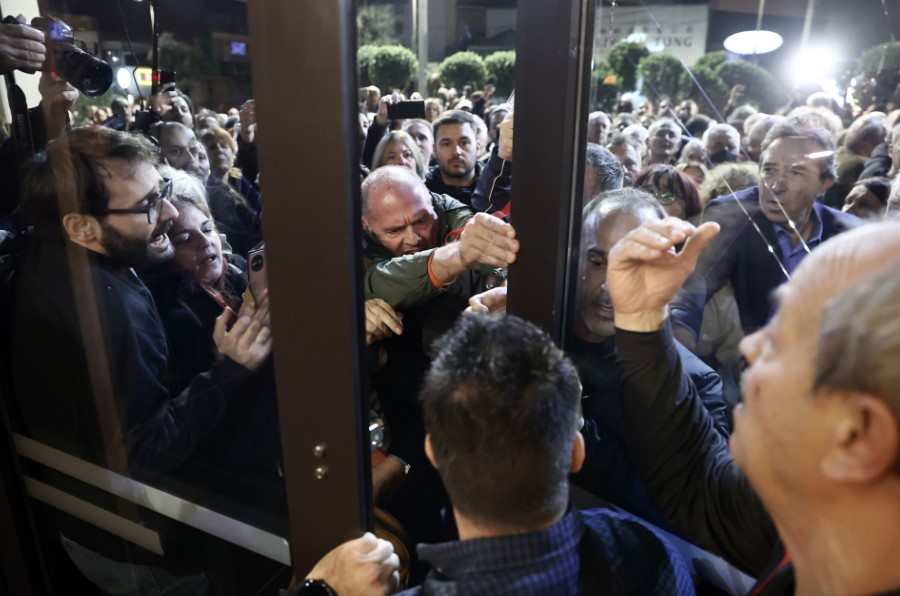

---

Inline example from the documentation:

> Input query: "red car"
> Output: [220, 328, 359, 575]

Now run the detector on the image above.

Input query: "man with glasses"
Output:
[11, 126, 273, 591]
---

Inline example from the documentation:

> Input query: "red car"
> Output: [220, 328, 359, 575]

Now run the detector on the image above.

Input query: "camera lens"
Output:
[250, 254, 264, 272]
[58, 46, 113, 97]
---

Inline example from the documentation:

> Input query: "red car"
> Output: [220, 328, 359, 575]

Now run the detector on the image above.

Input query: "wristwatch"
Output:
[298, 578, 337, 595]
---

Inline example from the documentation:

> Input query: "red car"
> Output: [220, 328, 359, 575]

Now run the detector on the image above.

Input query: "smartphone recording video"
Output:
[387, 100, 426, 120]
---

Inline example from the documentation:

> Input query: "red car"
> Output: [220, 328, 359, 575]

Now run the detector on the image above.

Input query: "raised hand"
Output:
[498, 112, 514, 161]
[607, 217, 719, 331]
[0, 17, 45, 75]
[213, 292, 273, 371]
[375, 92, 405, 126]
[238, 99, 256, 143]
[458, 213, 519, 269]
[465, 286, 508, 314]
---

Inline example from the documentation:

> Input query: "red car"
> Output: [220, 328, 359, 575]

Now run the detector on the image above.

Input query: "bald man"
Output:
[608, 218, 900, 594]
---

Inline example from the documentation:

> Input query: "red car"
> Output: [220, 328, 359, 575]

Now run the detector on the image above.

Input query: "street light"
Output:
[723, 30, 784, 55]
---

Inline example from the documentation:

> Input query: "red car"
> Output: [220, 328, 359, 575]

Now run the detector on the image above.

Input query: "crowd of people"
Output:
[2, 13, 900, 596]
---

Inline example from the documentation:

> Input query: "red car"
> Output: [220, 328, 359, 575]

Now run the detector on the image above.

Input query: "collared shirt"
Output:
[772, 206, 823, 274]
[402, 507, 694, 595]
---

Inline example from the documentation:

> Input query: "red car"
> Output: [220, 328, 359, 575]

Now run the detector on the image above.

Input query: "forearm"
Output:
[236, 137, 258, 187]
[616, 320, 776, 575]
[428, 242, 469, 286]
[125, 357, 254, 473]
[361, 119, 387, 168]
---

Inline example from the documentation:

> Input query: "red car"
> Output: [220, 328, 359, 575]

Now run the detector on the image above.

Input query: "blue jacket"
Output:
[671, 186, 861, 339]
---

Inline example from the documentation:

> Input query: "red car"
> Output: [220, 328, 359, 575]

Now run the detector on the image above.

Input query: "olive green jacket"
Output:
[362, 193, 477, 311]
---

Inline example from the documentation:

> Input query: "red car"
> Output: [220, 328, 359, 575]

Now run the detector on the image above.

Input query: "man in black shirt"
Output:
[424, 109, 482, 206]
[607, 216, 900, 594]
[12, 126, 273, 591]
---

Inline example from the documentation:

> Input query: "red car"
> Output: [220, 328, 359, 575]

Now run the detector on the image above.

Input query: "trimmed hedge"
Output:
[484, 51, 516, 95]
[716, 60, 787, 113]
[438, 51, 487, 90]
[677, 64, 729, 115]
[592, 60, 623, 111]
[357, 44, 378, 87]
[606, 41, 650, 91]
[368, 45, 418, 92]
[637, 53, 684, 101]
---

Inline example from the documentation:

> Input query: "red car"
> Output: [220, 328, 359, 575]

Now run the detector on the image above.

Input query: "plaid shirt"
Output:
[401, 507, 694, 595]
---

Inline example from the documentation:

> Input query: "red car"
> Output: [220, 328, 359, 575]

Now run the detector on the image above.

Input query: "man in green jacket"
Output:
[362, 165, 518, 316]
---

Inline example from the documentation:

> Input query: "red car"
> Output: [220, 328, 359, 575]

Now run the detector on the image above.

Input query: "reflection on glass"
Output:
[573, 0, 897, 523]
[1, 0, 288, 592]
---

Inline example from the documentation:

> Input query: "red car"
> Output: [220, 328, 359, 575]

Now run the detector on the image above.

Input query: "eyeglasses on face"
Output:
[640, 185, 680, 204]
[100, 178, 173, 224]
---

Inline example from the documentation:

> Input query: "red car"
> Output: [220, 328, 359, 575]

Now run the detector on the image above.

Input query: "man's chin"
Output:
[442, 167, 473, 180]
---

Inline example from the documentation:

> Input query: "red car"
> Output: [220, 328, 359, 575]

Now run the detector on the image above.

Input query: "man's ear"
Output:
[570, 431, 585, 474]
[62, 213, 100, 245]
[821, 393, 899, 483]
[820, 175, 836, 193]
[361, 216, 370, 232]
[424, 434, 437, 470]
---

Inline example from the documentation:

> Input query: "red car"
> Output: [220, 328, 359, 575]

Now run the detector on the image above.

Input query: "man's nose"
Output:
[405, 227, 421, 244]
[767, 170, 786, 191]
[160, 198, 179, 223]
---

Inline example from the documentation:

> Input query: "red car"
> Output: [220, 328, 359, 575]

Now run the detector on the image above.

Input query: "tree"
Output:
[437, 51, 487, 90]
[484, 51, 516, 95]
[854, 42, 900, 108]
[358, 44, 379, 87]
[591, 60, 622, 112]
[156, 32, 214, 93]
[357, 4, 399, 46]
[694, 50, 727, 72]
[606, 41, 650, 91]
[368, 45, 418, 93]
[716, 60, 788, 113]
[678, 64, 729, 116]
[637, 53, 684, 101]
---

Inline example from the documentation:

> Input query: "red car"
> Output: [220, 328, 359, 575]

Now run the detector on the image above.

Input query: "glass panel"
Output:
[570, 0, 897, 524]
[356, 0, 519, 588]
[1, 0, 290, 591]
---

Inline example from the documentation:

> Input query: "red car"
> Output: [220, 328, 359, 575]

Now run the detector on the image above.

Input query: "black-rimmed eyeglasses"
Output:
[100, 178, 172, 224]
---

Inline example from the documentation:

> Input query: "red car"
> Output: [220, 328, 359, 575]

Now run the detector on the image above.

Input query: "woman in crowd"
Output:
[201, 126, 262, 255]
[372, 130, 426, 178]
[676, 161, 708, 186]
[145, 172, 284, 529]
[201, 126, 261, 214]
[842, 176, 892, 221]
[402, 118, 435, 166]
[699, 162, 760, 207]
[424, 98, 443, 123]
[634, 163, 703, 221]
[147, 172, 255, 389]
